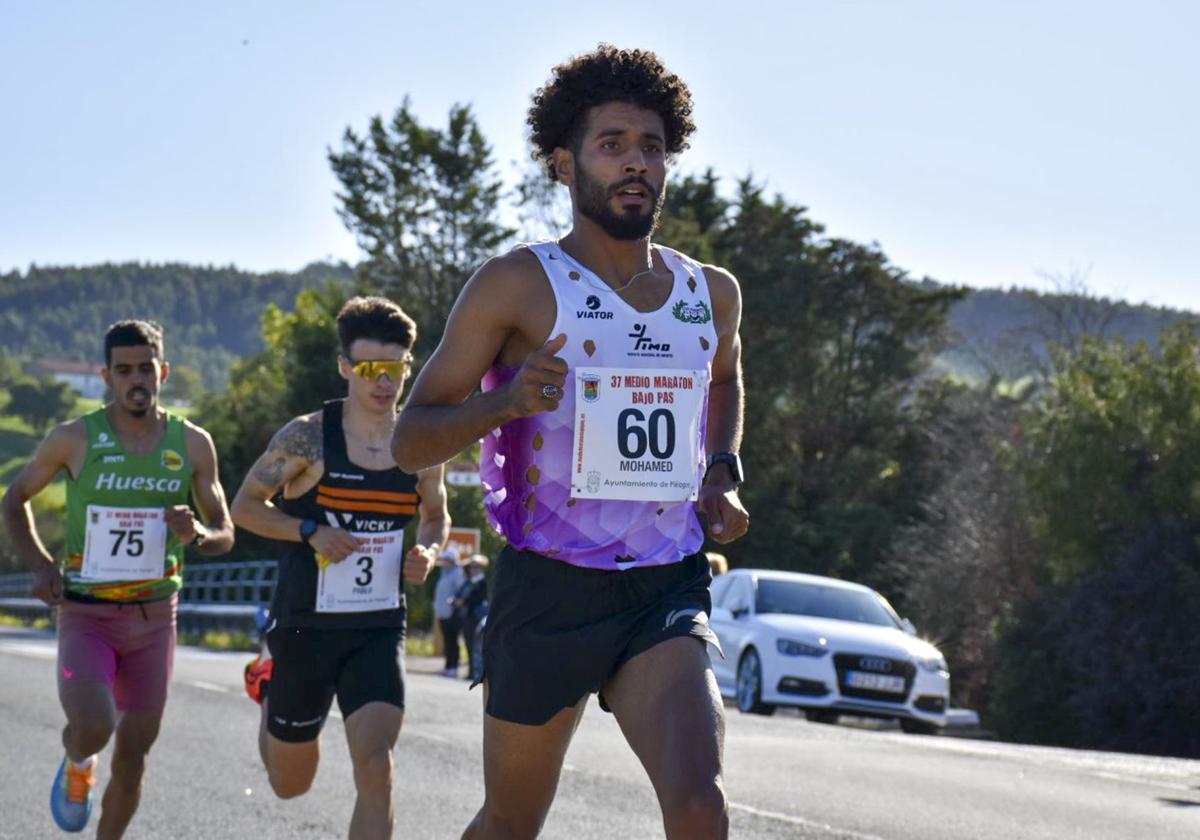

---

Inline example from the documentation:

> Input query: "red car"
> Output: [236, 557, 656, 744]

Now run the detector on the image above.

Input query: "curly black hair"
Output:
[528, 44, 696, 181]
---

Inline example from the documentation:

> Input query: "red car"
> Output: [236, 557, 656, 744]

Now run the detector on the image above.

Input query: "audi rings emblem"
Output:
[858, 657, 892, 673]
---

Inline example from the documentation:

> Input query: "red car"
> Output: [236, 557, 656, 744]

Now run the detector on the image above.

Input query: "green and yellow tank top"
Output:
[64, 409, 193, 602]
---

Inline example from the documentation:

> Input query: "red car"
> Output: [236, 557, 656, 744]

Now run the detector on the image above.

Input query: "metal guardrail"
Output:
[0, 560, 278, 634]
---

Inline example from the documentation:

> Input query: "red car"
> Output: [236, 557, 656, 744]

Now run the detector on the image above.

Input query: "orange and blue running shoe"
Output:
[243, 651, 273, 704]
[50, 755, 95, 832]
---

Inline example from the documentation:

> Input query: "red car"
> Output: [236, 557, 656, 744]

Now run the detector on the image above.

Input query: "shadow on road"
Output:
[1157, 798, 1200, 808]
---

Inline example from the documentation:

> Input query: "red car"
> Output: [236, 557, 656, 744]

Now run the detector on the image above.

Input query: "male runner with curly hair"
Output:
[394, 45, 748, 839]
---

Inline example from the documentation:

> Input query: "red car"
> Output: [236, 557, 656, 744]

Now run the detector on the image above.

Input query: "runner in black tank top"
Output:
[272, 399, 420, 630]
[231, 297, 449, 838]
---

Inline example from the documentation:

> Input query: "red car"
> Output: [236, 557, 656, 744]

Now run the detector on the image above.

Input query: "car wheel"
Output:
[735, 649, 775, 716]
[899, 718, 940, 735]
[805, 710, 839, 725]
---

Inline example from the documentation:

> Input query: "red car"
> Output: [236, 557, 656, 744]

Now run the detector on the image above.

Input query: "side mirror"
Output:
[710, 606, 733, 623]
[731, 606, 750, 620]
[901, 618, 917, 636]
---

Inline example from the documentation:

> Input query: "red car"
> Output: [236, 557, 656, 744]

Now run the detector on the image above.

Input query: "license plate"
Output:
[844, 670, 905, 693]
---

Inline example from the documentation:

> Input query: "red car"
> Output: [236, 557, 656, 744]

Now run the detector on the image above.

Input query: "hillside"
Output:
[1, 262, 1193, 390]
[937, 285, 1190, 380]
[0, 261, 354, 389]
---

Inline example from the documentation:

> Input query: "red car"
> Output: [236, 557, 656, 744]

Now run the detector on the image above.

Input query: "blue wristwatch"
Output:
[299, 518, 320, 544]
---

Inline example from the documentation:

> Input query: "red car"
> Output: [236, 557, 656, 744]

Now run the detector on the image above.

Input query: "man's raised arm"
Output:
[392, 254, 567, 472]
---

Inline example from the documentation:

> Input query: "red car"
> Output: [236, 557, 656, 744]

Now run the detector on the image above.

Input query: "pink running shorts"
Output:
[56, 596, 177, 714]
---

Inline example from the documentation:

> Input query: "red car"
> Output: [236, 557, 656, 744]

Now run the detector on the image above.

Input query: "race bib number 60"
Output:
[81, 505, 168, 582]
[316, 530, 404, 613]
[571, 366, 708, 502]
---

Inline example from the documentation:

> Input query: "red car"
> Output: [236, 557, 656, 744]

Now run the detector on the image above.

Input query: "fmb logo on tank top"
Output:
[627, 323, 673, 358]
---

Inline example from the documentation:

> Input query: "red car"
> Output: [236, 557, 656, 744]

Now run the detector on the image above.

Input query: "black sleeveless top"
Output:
[271, 400, 420, 629]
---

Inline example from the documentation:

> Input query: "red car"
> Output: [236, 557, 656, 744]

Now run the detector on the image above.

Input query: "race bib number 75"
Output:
[81, 505, 168, 582]
[571, 366, 708, 502]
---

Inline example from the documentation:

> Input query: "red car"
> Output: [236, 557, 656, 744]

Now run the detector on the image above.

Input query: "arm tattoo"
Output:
[253, 414, 323, 488]
[251, 454, 287, 488]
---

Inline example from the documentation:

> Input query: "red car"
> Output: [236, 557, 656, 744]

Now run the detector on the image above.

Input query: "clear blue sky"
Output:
[2, 1, 1197, 311]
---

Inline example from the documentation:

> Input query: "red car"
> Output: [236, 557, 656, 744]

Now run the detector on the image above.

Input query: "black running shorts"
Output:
[265, 625, 405, 743]
[481, 546, 720, 726]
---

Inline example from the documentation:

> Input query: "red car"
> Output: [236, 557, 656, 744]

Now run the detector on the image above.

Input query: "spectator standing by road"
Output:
[454, 555, 490, 683]
[434, 550, 465, 677]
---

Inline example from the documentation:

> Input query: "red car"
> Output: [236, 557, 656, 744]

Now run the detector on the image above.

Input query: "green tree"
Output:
[659, 178, 963, 583]
[161, 363, 204, 405]
[0, 351, 21, 387]
[1018, 322, 1200, 584]
[7, 377, 77, 432]
[197, 284, 346, 498]
[328, 100, 514, 358]
[886, 379, 1037, 715]
[988, 322, 1200, 753]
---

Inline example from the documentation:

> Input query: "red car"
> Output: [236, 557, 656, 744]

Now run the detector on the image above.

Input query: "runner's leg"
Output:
[344, 702, 403, 839]
[95, 597, 175, 838]
[95, 709, 162, 840]
[58, 606, 119, 761]
[60, 680, 117, 762]
[601, 636, 728, 840]
[260, 711, 321, 798]
[462, 694, 588, 840]
[258, 626, 335, 797]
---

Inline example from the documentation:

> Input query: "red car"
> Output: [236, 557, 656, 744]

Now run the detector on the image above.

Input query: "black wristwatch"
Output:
[299, 518, 320, 544]
[189, 529, 207, 549]
[705, 452, 743, 485]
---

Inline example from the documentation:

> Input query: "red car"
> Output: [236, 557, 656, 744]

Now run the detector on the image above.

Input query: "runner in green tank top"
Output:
[65, 408, 194, 604]
[1, 320, 235, 838]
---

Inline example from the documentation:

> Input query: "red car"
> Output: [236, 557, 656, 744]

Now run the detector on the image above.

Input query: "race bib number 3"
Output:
[571, 366, 708, 502]
[316, 530, 404, 613]
[81, 505, 168, 582]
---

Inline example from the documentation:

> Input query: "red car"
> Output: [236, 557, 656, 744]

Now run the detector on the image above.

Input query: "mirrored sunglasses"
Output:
[349, 358, 412, 381]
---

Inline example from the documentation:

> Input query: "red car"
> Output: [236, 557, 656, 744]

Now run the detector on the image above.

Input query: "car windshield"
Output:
[755, 579, 899, 628]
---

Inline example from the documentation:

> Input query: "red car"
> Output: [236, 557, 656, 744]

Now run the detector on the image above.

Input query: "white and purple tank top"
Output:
[481, 241, 719, 571]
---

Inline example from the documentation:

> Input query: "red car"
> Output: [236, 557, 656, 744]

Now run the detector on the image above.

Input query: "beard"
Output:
[124, 388, 152, 417]
[574, 163, 664, 241]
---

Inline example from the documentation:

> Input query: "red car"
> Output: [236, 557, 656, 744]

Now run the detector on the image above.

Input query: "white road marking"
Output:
[0, 642, 55, 660]
[556, 757, 870, 837]
[186, 681, 230, 694]
[728, 801, 890, 839]
[873, 730, 1200, 790]
[407, 731, 454, 745]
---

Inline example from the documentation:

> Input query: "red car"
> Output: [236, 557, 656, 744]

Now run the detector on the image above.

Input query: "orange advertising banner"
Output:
[444, 527, 481, 561]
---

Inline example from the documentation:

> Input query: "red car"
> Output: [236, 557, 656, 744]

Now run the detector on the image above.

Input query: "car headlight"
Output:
[776, 638, 828, 658]
[917, 653, 948, 673]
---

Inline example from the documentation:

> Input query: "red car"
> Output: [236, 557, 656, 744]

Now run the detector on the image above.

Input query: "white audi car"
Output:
[708, 568, 950, 733]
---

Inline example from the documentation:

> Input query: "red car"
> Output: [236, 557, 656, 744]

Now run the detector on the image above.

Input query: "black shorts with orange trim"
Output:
[480, 546, 720, 726]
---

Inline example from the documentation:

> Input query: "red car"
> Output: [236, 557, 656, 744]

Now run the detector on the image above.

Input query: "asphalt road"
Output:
[2, 626, 1198, 839]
